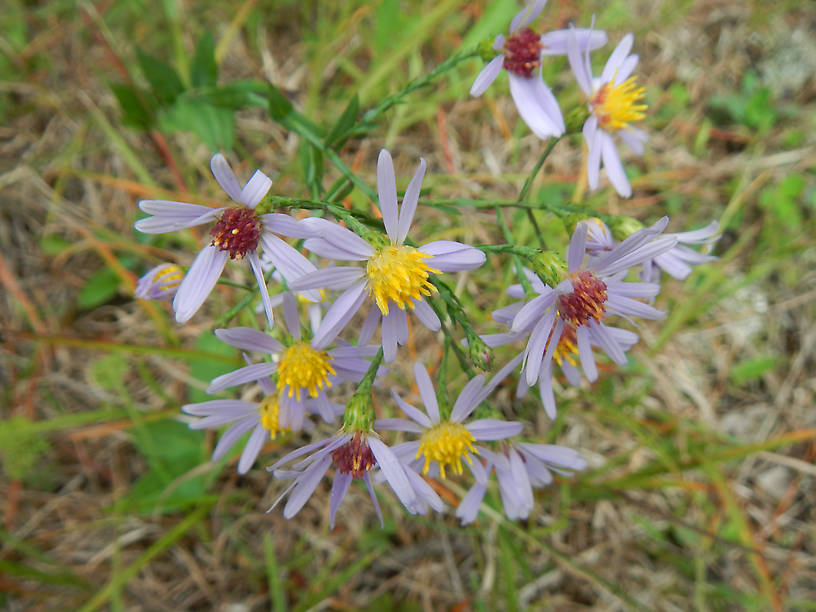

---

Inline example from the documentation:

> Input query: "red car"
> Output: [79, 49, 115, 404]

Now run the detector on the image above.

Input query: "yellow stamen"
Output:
[417, 422, 477, 479]
[259, 395, 289, 439]
[591, 75, 647, 131]
[553, 331, 578, 368]
[276, 342, 335, 401]
[366, 244, 439, 315]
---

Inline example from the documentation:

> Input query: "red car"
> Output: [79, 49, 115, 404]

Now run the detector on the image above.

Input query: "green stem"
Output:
[496, 207, 533, 295]
[358, 48, 479, 127]
[517, 137, 560, 203]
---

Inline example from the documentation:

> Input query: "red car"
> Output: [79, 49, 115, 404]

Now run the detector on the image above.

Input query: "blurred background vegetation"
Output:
[1, 0, 815, 610]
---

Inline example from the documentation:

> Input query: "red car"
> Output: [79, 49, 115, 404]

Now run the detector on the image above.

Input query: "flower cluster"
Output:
[132, 1, 719, 528]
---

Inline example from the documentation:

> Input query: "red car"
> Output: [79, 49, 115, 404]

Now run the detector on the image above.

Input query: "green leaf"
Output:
[729, 356, 780, 384]
[159, 98, 234, 151]
[110, 83, 154, 129]
[121, 419, 207, 514]
[199, 80, 269, 110]
[326, 93, 359, 148]
[136, 49, 185, 106]
[77, 267, 121, 310]
[268, 84, 294, 121]
[190, 32, 217, 88]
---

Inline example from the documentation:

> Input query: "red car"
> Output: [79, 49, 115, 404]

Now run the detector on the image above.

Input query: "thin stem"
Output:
[496, 207, 533, 295]
[519, 138, 560, 248]
[517, 137, 560, 204]
[359, 48, 479, 127]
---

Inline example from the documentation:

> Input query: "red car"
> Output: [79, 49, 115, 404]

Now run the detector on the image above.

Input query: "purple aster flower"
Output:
[268, 429, 419, 528]
[376, 362, 523, 480]
[206, 300, 379, 424]
[456, 441, 586, 524]
[181, 374, 328, 475]
[470, 0, 606, 139]
[568, 32, 648, 197]
[510, 219, 676, 400]
[482, 268, 638, 419]
[289, 149, 486, 362]
[135, 263, 183, 300]
[640, 221, 720, 283]
[134, 153, 318, 326]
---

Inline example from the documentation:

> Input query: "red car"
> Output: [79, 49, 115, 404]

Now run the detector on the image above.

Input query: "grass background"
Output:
[1, 0, 815, 610]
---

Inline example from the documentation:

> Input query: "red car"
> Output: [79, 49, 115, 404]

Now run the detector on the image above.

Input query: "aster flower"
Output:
[483, 295, 637, 419]
[206, 299, 379, 424]
[376, 362, 523, 481]
[470, 0, 607, 139]
[640, 221, 720, 283]
[289, 149, 486, 362]
[134, 153, 318, 325]
[182, 374, 327, 475]
[568, 32, 648, 197]
[135, 263, 183, 300]
[510, 219, 677, 399]
[456, 441, 586, 524]
[268, 429, 419, 528]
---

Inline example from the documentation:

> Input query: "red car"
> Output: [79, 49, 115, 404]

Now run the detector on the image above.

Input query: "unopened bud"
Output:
[531, 251, 567, 287]
[467, 334, 493, 372]
[562, 213, 591, 236]
[608, 216, 645, 241]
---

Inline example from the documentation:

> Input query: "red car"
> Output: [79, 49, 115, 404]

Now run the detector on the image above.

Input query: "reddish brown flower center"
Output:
[209, 206, 262, 260]
[503, 28, 543, 77]
[331, 432, 376, 479]
[556, 271, 608, 327]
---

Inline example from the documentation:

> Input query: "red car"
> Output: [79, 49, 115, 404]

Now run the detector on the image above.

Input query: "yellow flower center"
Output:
[276, 342, 335, 401]
[417, 422, 477, 479]
[259, 395, 289, 439]
[591, 75, 647, 131]
[366, 244, 439, 315]
[154, 265, 183, 292]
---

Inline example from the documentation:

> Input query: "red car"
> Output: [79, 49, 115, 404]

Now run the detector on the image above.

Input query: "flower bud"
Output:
[531, 251, 567, 288]
[608, 216, 645, 241]
[467, 334, 493, 372]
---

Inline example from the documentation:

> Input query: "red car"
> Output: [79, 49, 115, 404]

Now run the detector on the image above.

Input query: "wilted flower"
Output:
[135, 263, 183, 300]
[134, 154, 318, 325]
[456, 441, 586, 524]
[470, 0, 607, 139]
[290, 150, 485, 362]
[568, 32, 647, 197]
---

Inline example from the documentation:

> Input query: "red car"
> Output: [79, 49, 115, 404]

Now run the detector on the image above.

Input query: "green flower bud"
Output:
[607, 216, 645, 241]
[467, 334, 494, 372]
[531, 251, 567, 287]
[562, 213, 591, 236]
